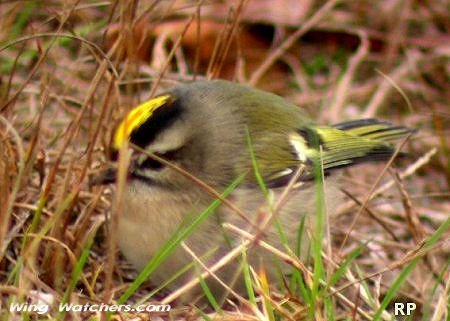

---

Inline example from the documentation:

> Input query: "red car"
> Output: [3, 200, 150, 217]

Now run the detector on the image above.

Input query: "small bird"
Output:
[94, 79, 413, 301]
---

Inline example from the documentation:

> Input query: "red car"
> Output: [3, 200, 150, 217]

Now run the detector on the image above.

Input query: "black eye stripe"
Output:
[129, 97, 184, 149]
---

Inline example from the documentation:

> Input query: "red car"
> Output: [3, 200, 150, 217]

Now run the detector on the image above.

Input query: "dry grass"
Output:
[0, 0, 449, 320]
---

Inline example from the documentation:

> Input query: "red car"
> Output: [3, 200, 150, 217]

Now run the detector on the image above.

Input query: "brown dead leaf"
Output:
[106, 18, 288, 89]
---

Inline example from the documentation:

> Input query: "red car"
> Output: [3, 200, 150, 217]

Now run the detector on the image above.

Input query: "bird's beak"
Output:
[89, 167, 117, 186]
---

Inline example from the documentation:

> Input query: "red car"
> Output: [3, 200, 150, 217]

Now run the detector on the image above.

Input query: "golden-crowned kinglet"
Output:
[94, 80, 413, 301]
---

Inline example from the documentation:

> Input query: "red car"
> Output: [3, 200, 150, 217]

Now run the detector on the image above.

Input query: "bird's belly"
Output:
[116, 176, 342, 298]
[117, 183, 191, 272]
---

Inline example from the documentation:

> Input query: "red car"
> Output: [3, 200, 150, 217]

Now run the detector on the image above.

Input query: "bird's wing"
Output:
[255, 119, 414, 188]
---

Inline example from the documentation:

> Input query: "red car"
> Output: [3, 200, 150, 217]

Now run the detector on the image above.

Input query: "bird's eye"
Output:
[139, 156, 164, 170]
[136, 148, 181, 171]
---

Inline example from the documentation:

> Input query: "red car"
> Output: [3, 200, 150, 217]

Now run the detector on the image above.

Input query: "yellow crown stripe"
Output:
[113, 94, 172, 149]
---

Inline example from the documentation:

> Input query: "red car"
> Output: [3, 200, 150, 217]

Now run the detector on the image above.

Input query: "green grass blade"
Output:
[328, 241, 368, 288]
[241, 248, 256, 306]
[311, 153, 326, 315]
[196, 264, 222, 313]
[245, 127, 268, 197]
[58, 235, 95, 320]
